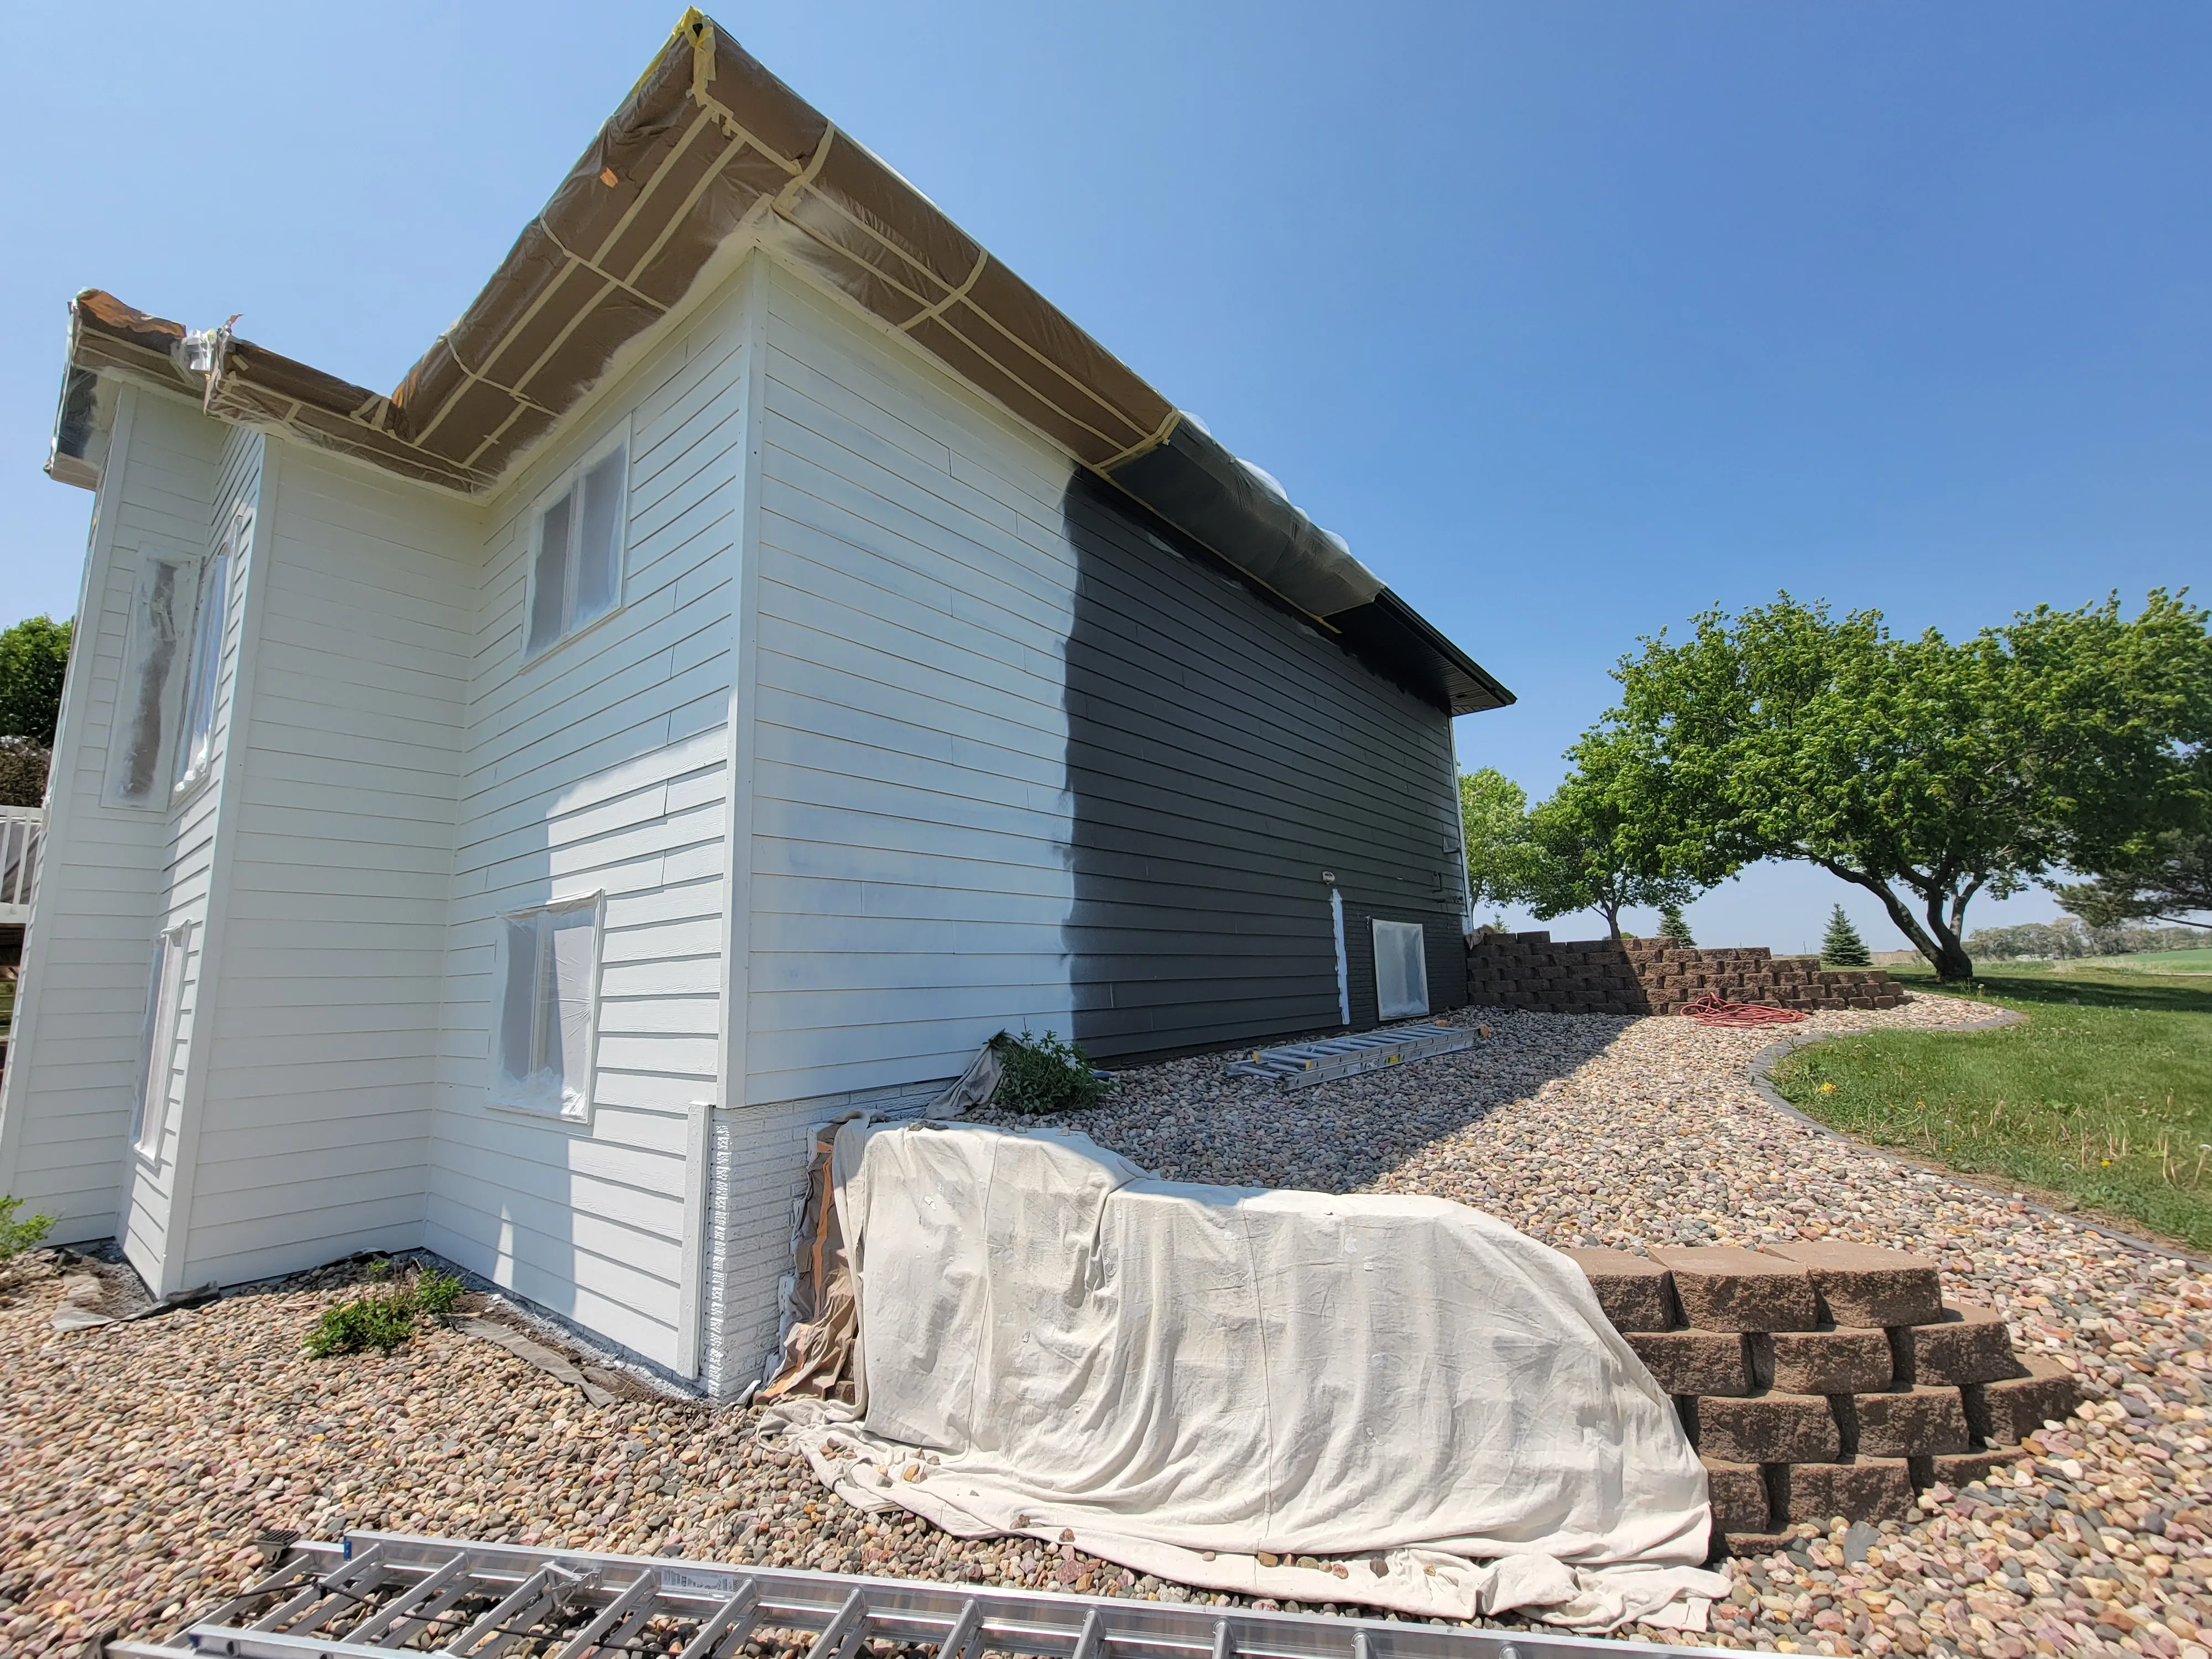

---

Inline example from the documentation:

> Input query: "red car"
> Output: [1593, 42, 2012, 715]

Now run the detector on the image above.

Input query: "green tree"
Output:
[1592, 591, 2212, 980]
[0, 615, 72, 747]
[1521, 732, 1699, 940]
[1457, 768, 1539, 915]
[2057, 826, 2211, 930]
[1820, 905, 1871, 967]
[1657, 904, 1695, 946]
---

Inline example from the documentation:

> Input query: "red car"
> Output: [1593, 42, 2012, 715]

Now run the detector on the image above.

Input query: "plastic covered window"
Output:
[131, 923, 190, 1154]
[524, 439, 628, 658]
[494, 895, 603, 1117]
[105, 551, 194, 806]
[1372, 918, 1430, 1020]
[173, 513, 243, 796]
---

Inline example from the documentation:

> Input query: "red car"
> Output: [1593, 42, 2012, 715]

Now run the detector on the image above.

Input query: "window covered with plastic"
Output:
[1373, 918, 1430, 1020]
[132, 922, 190, 1154]
[524, 436, 628, 659]
[494, 894, 603, 1118]
[173, 510, 246, 796]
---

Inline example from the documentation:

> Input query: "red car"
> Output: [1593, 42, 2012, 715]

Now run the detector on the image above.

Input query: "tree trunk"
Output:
[1813, 859, 1975, 980]
[1599, 899, 1623, 940]
[1922, 886, 1979, 982]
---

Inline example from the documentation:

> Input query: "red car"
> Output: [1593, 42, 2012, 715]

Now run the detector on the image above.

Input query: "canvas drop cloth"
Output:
[759, 1120, 1725, 1633]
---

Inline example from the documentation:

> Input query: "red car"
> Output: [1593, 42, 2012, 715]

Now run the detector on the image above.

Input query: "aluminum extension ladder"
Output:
[1223, 1022, 1475, 1088]
[104, 1531, 1724, 1659]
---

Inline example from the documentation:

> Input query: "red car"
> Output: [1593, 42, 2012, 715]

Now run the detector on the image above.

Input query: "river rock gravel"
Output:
[7, 993, 2211, 1659]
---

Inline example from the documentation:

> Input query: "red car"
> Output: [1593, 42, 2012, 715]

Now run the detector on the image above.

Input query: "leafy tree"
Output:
[1592, 592, 2212, 980]
[0, 739, 49, 808]
[1457, 768, 1540, 915]
[1657, 904, 1695, 946]
[1820, 905, 1871, 967]
[1521, 732, 1699, 941]
[2057, 827, 2211, 929]
[0, 616, 72, 747]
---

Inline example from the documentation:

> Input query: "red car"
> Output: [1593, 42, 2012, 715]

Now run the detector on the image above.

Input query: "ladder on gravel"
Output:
[102, 1531, 1723, 1659]
[1223, 1022, 1474, 1088]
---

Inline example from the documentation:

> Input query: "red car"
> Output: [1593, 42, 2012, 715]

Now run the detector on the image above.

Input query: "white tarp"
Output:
[760, 1120, 1726, 1633]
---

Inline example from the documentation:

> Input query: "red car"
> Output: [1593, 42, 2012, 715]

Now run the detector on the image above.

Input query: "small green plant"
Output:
[304, 1261, 468, 1358]
[989, 1028, 1110, 1115]
[413, 1267, 465, 1316]
[1822, 904, 1872, 967]
[0, 1194, 55, 1261]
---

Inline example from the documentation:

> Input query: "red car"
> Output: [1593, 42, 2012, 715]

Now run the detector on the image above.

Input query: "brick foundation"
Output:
[1466, 930, 1905, 1017]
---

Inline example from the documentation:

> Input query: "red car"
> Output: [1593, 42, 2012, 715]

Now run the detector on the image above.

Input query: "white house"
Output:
[0, 11, 1510, 1395]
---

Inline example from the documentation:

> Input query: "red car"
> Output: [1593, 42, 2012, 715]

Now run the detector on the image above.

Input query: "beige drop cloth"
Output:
[759, 1120, 1724, 1632]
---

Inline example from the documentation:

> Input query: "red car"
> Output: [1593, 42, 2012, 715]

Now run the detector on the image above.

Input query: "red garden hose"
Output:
[1679, 991, 1810, 1028]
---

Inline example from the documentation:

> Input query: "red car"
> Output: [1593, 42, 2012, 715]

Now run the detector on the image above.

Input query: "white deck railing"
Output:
[0, 804, 43, 925]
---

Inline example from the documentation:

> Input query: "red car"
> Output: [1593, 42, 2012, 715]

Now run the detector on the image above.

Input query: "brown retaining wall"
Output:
[1465, 930, 1905, 1016]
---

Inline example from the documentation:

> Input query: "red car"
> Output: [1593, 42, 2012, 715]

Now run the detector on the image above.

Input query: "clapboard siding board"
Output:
[0, 390, 225, 1267]
[178, 442, 467, 1287]
[1060, 471, 1468, 1058]
[427, 272, 753, 1375]
[744, 265, 1079, 1107]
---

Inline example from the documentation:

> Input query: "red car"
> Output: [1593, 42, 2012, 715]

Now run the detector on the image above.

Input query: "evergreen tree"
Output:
[1822, 904, 1871, 967]
[1657, 903, 1694, 946]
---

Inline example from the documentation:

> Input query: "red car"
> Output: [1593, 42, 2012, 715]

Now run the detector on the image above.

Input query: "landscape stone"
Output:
[1766, 1240, 1944, 1327]
[1626, 1329, 1751, 1396]
[1835, 1385, 1970, 1457]
[1751, 1324, 1893, 1394]
[1892, 1302, 2028, 1386]
[1911, 1447, 2027, 1490]
[1721, 1530, 1798, 1560]
[1963, 1356, 2081, 1447]
[1566, 1247, 1678, 1332]
[1693, 1390, 1841, 1463]
[1702, 1458, 1773, 1536]
[1647, 1246, 1818, 1332]
[1770, 1455, 1916, 1525]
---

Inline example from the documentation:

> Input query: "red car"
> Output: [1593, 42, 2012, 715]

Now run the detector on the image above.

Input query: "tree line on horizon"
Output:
[1462, 589, 2212, 982]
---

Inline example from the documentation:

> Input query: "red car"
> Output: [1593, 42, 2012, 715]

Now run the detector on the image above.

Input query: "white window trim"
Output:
[171, 506, 248, 804]
[519, 422, 632, 664]
[488, 891, 607, 1123]
[131, 921, 191, 1158]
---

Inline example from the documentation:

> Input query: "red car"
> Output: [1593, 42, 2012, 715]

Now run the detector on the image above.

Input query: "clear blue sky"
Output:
[6, 2, 2205, 954]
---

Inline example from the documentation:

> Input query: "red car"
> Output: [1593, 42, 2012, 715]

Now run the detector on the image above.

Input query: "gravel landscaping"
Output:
[9, 993, 2212, 1657]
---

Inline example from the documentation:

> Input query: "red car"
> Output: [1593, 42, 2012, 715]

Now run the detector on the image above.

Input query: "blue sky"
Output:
[5, 2, 2205, 955]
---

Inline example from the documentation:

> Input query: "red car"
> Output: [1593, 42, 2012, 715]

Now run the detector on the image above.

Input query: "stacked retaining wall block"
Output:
[1568, 1243, 2079, 1557]
[1465, 930, 1906, 1018]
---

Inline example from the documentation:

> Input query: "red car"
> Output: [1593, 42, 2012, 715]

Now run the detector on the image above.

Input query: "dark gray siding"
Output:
[1060, 476, 1469, 1063]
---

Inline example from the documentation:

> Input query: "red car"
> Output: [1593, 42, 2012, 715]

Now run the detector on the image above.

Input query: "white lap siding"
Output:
[177, 444, 471, 1287]
[431, 279, 749, 1375]
[697, 263, 1083, 1394]
[745, 266, 1078, 1105]
[0, 389, 222, 1274]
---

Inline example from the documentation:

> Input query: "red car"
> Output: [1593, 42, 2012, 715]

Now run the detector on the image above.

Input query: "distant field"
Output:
[2083, 947, 2212, 973]
[1774, 961, 2212, 1249]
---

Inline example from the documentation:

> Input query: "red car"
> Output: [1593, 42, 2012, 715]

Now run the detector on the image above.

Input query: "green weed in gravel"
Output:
[303, 1262, 467, 1357]
[1773, 962, 2212, 1249]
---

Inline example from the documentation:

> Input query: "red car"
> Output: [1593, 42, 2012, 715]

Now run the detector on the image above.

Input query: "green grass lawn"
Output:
[1771, 960, 2212, 1250]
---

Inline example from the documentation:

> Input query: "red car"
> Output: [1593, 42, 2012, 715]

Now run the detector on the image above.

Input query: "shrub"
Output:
[0, 1194, 54, 1261]
[989, 1028, 1109, 1115]
[303, 1260, 468, 1358]
[304, 1292, 418, 1357]
[413, 1267, 465, 1316]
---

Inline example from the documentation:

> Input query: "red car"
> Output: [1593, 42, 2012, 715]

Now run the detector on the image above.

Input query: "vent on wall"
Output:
[1373, 919, 1430, 1020]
